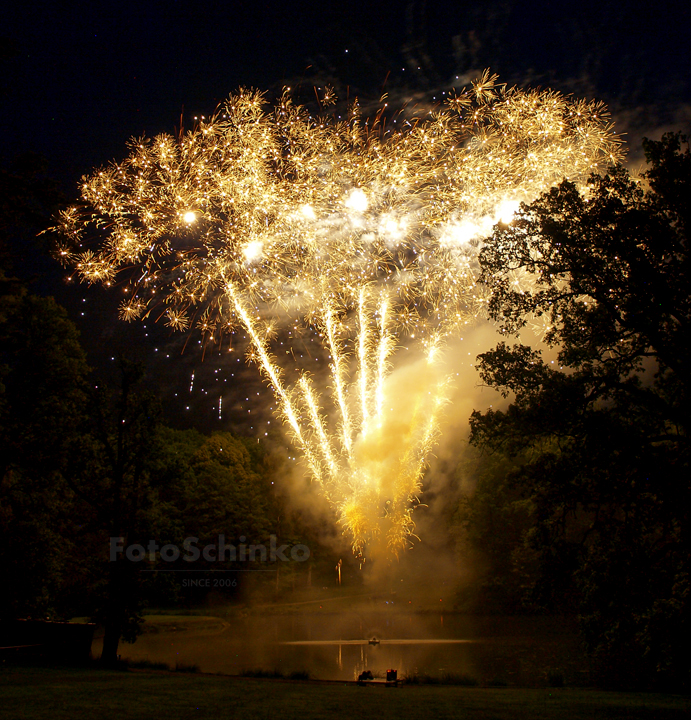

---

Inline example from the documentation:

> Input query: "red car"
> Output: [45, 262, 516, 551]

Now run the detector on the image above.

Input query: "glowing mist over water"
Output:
[53, 72, 622, 557]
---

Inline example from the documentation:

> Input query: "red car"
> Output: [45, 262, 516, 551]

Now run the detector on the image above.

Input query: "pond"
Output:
[93, 612, 589, 686]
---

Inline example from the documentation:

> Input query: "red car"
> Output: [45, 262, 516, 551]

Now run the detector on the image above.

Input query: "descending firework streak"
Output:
[53, 72, 622, 557]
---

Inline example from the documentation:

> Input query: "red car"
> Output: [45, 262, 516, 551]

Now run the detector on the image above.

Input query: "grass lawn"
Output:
[0, 664, 688, 720]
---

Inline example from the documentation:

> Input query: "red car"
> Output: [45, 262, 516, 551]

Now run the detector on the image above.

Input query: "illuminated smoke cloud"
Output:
[53, 71, 622, 558]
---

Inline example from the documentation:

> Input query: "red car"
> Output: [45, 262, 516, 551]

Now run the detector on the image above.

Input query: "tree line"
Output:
[0, 155, 337, 664]
[455, 134, 690, 690]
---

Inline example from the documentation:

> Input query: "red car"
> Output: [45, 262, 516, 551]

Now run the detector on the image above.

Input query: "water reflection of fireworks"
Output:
[280, 639, 476, 645]
[53, 71, 622, 557]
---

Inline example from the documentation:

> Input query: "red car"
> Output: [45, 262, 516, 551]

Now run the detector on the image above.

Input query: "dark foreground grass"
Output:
[0, 664, 688, 720]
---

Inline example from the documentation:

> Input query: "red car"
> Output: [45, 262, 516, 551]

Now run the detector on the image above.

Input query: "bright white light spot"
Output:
[380, 215, 405, 240]
[496, 199, 520, 224]
[345, 188, 368, 213]
[441, 218, 486, 246]
[242, 240, 264, 263]
[183, 211, 197, 224]
[301, 204, 316, 220]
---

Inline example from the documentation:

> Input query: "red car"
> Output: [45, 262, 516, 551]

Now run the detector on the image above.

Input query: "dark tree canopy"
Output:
[469, 134, 690, 690]
[0, 150, 341, 666]
[0, 293, 91, 620]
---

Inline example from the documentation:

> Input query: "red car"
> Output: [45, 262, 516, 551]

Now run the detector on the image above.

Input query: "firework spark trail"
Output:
[222, 276, 325, 490]
[322, 296, 353, 454]
[53, 72, 623, 557]
[375, 295, 394, 427]
[298, 374, 339, 481]
[358, 288, 372, 436]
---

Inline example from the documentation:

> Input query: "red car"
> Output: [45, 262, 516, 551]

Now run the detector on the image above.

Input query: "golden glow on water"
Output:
[53, 73, 622, 557]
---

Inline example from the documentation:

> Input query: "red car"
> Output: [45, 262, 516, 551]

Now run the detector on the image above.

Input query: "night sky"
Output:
[4, 0, 690, 436]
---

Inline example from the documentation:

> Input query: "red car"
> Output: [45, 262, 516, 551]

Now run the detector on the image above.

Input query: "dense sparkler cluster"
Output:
[53, 73, 622, 557]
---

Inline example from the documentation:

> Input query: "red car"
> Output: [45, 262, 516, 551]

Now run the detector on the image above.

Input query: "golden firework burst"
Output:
[51, 73, 622, 557]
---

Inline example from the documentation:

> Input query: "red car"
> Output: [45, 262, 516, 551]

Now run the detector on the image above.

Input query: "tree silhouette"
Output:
[470, 134, 690, 690]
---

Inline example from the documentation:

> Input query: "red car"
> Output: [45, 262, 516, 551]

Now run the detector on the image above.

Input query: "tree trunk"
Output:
[100, 561, 124, 665]
[100, 616, 121, 666]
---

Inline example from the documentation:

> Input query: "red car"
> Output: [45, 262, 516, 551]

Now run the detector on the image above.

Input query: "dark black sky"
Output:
[4, 0, 691, 434]
[6, 0, 690, 185]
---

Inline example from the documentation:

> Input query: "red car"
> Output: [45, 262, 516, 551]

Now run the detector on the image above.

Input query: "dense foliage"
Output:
[0, 161, 327, 661]
[465, 134, 690, 689]
[0, 297, 321, 660]
[0, 294, 309, 648]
